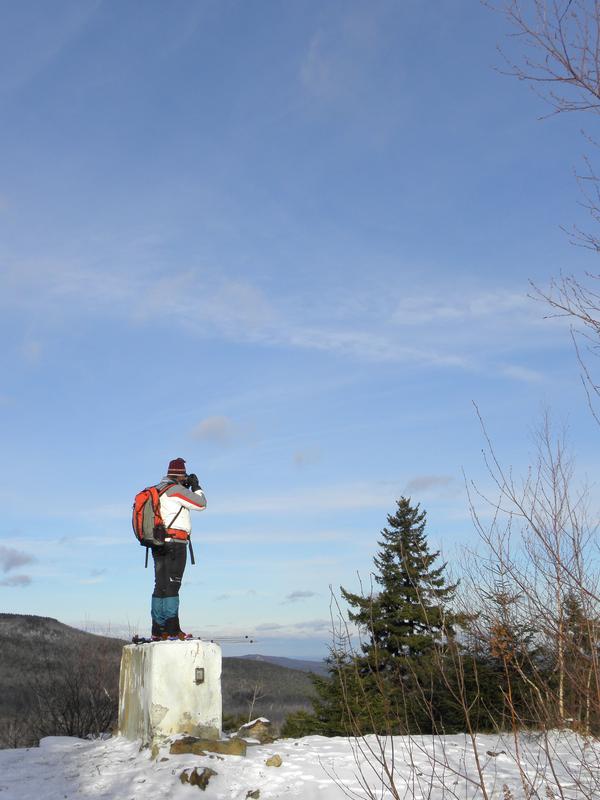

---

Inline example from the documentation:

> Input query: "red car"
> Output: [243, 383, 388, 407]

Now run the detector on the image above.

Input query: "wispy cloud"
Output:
[196, 529, 346, 544]
[0, 546, 35, 573]
[301, 10, 380, 101]
[283, 590, 318, 604]
[0, 2, 101, 96]
[78, 567, 107, 585]
[0, 574, 31, 587]
[253, 619, 331, 638]
[405, 475, 454, 494]
[293, 448, 321, 468]
[20, 339, 43, 364]
[255, 622, 285, 632]
[192, 416, 237, 445]
[391, 290, 530, 326]
[498, 364, 544, 383]
[0, 255, 558, 378]
[211, 480, 400, 515]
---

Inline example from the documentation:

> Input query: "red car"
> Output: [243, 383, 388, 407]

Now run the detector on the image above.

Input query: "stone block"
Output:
[118, 640, 222, 747]
[170, 736, 247, 757]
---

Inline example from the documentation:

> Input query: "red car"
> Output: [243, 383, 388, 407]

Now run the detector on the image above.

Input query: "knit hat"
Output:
[167, 457, 187, 477]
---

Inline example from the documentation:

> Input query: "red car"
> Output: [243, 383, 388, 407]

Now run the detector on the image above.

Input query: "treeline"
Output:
[284, 483, 600, 739]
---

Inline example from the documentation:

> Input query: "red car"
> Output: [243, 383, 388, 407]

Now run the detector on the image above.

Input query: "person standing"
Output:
[151, 457, 206, 640]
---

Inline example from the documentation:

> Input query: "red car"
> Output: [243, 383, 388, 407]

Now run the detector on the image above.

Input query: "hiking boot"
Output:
[164, 615, 192, 639]
[151, 620, 165, 641]
[172, 630, 193, 640]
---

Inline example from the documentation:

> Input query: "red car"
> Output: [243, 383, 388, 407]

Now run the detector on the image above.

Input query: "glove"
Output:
[187, 473, 201, 492]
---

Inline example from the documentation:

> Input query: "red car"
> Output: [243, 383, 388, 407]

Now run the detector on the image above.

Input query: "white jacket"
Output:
[157, 476, 206, 542]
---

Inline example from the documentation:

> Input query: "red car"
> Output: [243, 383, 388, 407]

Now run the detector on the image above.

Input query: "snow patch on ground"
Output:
[0, 731, 599, 799]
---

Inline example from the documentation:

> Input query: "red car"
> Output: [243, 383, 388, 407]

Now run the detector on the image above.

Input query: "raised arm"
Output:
[165, 483, 207, 511]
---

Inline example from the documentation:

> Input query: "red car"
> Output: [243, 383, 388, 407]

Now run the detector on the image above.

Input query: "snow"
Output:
[0, 730, 599, 799]
[240, 718, 270, 729]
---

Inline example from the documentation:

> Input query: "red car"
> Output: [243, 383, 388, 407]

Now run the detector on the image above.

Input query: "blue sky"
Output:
[0, 1, 598, 658]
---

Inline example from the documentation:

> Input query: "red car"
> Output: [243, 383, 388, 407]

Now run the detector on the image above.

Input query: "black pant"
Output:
[152, 541, 187, 597]
[151, 542, 187, 634]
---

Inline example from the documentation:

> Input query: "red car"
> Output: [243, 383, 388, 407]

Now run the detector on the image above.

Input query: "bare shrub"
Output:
[27, 642, 119, 742]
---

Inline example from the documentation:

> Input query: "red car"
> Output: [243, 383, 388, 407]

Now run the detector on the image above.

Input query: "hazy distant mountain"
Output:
[239, 653, 329, 676]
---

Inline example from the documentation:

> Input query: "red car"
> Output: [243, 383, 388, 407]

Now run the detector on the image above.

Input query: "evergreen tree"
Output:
[341, 497, 458, 663]
[282, 650, 390, 737]
[289, 498, 470, 736]
[340, 497, 462, 733]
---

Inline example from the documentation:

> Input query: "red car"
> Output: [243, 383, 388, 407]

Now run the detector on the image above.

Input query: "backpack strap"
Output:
[144, 481, 177, 568]
[167, 505, 184, 530]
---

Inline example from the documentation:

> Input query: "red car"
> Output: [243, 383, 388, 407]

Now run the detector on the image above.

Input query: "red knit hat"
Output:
[167, 457, 187, 477]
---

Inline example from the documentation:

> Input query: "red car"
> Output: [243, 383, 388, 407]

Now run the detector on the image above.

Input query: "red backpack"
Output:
[132, 481, 195, 568]
[132, 483, 175, 547]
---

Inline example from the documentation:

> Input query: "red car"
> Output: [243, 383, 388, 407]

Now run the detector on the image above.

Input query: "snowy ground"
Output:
[0, 730, 599, 800]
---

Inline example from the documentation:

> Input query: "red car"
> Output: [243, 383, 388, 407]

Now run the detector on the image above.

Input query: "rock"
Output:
[180, 767, 217, 790]
[170, 736, 247, 757]
[236, 718, 273, 744]
[246, 791, 260, 799]
[265, 754, 282, 767]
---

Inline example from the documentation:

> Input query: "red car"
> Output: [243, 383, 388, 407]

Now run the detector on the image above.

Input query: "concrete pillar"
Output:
[118, 640, 222, 747]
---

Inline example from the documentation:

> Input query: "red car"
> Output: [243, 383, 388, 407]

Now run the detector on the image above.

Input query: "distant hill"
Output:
[0, 614, 317, 746]
[239, 653, 329, 676]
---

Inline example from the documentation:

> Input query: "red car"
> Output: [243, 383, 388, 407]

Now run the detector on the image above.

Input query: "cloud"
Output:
[215, 593, 231, 601]
[211, 480, 404, 515]
[498, 364, 544, 383]
[300, 11, 380, 101]
[283, 590, 318, 604]
[0, 3, 101, 96]
[293, 448, 321, 468]
[79, 567, 107, 585]
[0, 252, 558, 378]
[0, 546, 35, 573]
[391, 290, 530, 326]
[292, 619, 330, 631]
[0, 574, 31, 587]
[405, 475, 454, 494]
[255, 622, 285, 632]
[192, 416, 236, 445]
[253, 619, 331, 638]
[20, 340, 43, 364]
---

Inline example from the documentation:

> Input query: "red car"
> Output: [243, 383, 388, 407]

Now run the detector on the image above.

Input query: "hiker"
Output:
[151, 457, 206, 640]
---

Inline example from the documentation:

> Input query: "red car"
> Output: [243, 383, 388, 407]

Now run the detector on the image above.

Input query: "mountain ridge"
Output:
[0, 614, 317, 745]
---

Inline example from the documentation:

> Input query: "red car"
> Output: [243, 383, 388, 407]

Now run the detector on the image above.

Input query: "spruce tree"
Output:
[341, 497, 458, 665]
[338, 497, 461, 733]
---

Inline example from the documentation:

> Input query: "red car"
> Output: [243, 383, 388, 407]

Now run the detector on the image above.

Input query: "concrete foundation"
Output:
[118, 640, 222, 747]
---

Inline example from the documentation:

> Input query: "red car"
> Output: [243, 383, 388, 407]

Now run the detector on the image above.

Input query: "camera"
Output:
[183, 473, 200, 492]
